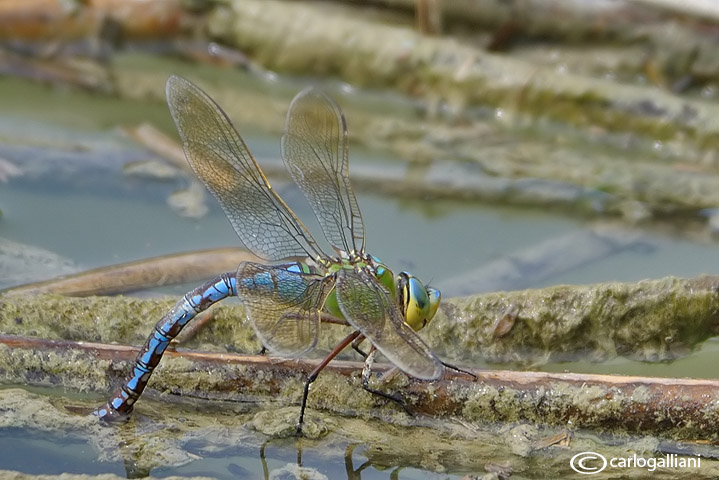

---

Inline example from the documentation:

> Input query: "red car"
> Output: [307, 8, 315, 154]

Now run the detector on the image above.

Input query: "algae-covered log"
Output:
[208, 0, 719, 152]
[2, 334, 719, 442]
[2, 274, 719, 441]
[427, 275, 719, 364]
[2, 275, 718, 364]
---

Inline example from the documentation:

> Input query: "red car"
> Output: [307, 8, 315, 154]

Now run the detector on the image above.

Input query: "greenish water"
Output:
[0, 428, 125, 476]
[0, 425, 458, 479]
[2, 72, 719, 478]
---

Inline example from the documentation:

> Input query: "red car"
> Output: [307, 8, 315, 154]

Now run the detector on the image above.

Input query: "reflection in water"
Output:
[259, 439, 413, 480]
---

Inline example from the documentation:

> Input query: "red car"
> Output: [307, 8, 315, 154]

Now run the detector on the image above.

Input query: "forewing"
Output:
[281, 88, 365, 256]
[166, 75, 323, 261]
[334, 268, 442, 380]
[236, 262, 333, 356]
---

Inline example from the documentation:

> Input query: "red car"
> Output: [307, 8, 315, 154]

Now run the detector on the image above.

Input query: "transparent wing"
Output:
[281, 88, 365, 257]
[166, 75, 324, 261]
[236, 262, 333, 356]
[335, 268, 442, 380]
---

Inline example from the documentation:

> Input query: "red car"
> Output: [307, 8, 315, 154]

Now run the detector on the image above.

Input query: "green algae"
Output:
[4, 275, 719, 368]
[0, 294, 261, 354]
[427, 275, 719, 364]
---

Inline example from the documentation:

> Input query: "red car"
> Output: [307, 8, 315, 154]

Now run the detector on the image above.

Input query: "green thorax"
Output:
[323, 256, 394, 319]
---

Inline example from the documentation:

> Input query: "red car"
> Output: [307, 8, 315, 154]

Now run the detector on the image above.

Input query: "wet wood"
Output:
[2, 247, 259, 297]
[1, 333, 718, 441]
[0, 0, 187, 40]
[122, 123, 189, 172]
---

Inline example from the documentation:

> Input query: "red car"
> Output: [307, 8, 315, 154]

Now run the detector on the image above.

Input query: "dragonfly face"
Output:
[356, 255, 440, 332]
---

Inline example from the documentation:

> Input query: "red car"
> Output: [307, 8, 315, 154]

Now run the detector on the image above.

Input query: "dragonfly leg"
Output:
[319, 312, 350, 326]
[93, 273, 236, 421]
[441, 361, 477, 379]
[361, 347, 411, 415]
[350, 334, 368, 359]
[296, 330, 361, 435]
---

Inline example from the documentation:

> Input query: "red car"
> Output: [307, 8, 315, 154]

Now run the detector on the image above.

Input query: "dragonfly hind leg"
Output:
[351, 336, 411, 415]
[350, 334, 369, 359]
[440, 361, 477, 379]
[296, 330, 361, 435]
[361, 348, 412, 416]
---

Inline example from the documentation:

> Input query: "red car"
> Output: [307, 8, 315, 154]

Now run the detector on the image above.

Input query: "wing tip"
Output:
[165, 74, 185, 101]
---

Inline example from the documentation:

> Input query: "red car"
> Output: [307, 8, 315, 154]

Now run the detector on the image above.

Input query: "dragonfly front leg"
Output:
[94, 272, 237, 421]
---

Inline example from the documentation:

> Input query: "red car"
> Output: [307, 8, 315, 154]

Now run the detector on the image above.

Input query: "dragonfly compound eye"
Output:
[397, 272, 437, 331]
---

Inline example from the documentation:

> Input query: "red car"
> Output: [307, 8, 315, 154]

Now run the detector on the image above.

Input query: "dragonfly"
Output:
[95, 75, 448, 433]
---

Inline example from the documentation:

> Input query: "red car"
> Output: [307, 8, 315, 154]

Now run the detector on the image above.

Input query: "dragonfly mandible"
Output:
[94, 76, 446, 433]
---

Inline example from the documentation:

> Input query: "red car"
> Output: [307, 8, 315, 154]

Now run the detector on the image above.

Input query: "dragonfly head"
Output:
[397, 272, 441, 332]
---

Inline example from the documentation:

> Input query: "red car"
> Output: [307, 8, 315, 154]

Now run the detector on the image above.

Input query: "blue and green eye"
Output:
[425, 287, 441, 323]
[397, 272, 441, 331]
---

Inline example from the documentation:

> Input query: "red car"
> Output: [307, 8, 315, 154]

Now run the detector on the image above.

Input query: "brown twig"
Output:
[2, 247, 259, 297]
